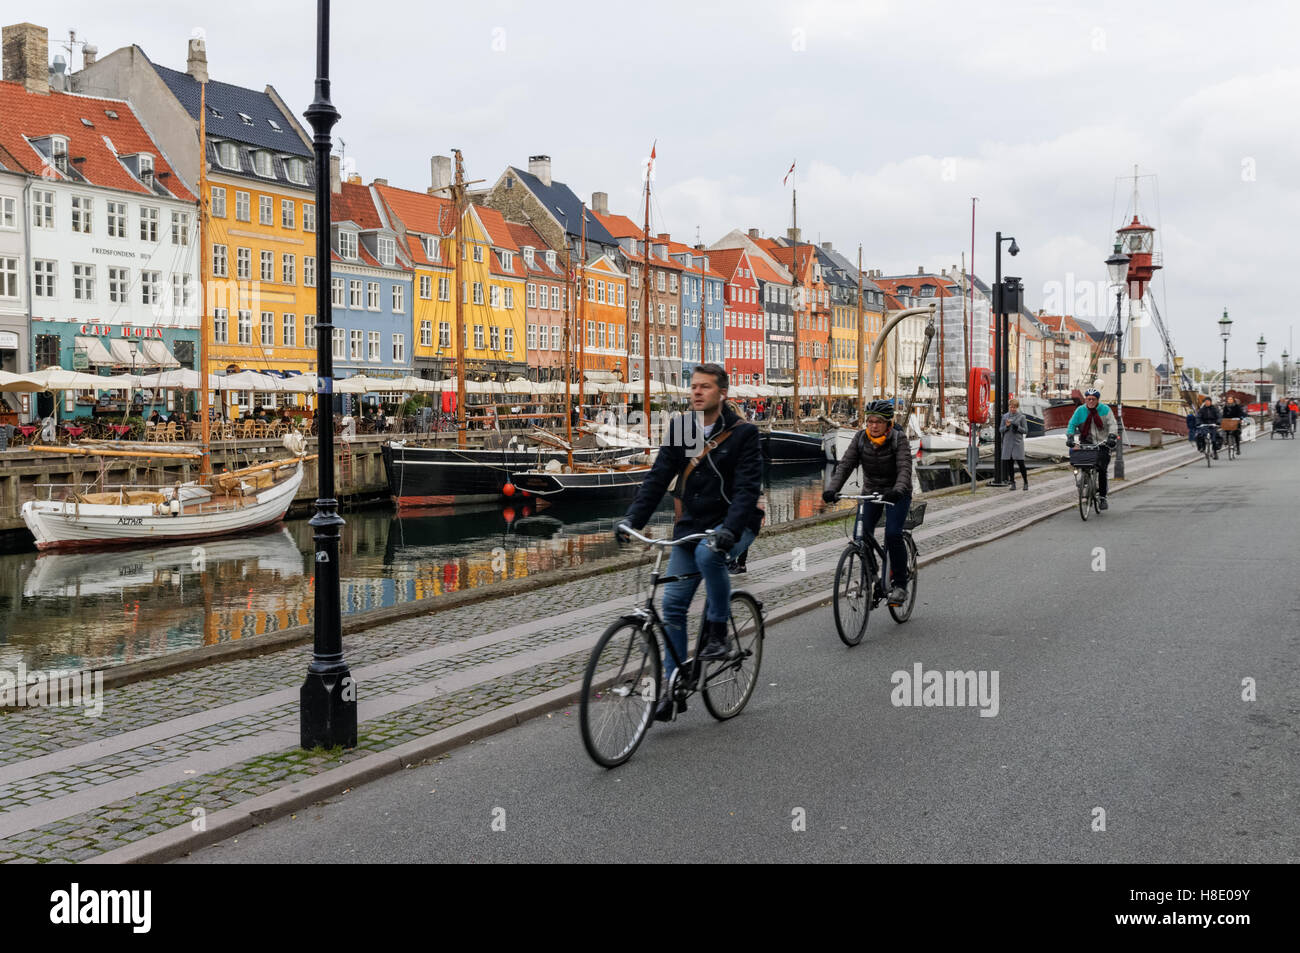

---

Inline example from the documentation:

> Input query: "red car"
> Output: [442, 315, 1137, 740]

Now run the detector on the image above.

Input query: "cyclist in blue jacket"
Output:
[1065, 389, 1118, 510]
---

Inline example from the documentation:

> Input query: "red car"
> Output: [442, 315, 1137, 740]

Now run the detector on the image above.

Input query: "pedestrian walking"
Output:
[1001, 397, 1029, 490]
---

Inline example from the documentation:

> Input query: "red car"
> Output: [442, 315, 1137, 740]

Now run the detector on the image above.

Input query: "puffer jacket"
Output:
[825, 427, 912, 497]
[624, 402, 762, 540]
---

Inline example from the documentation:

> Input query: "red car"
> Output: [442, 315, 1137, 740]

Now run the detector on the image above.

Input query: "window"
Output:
[339, 230, 358, 260]
[214, 308, 229, 343]
[106, 201, 126, 238]
[630, 332, 640, 357]
[237, 310, 253, 344]
[367, 282, 380, 310]
[235, 191, 250, 222]
[282, 254, 295, 284]
[547, 287, 558, 310]
[140, 205, 158, 241]
[254, 151, 274, 177]
[599, 323, 608, 348]
[260, 311, 274, 346]
[526, 283, 537, 308]
[550, 325, 562, 350]
[0, 257, 18, 297]
[286, 157, 306, 184]
[420, 320, 432, 347]
[303, 314, 316, 348]
[392, 333, 405, 363]
[670, 306, 677, 326]
[368, 331, 381, 362]
[472, 244, 484, 263]
[392, 285, 404, 313]
[527, 324, 537, 350]
[237, 247, 251, 280]
[304, 256, 316, 287]
[419, 275, 432, 299]
[70, 195, 95, 233]
[438, 277, 450, 301]
[217, 141, 239, 169]
[281, 199, 295, 229]
[211, 244, 228, 277]
[260, 250, 273, 282]
[379, 236, 395, 266]
[473, 282, 484, 305]
[669, 274, 678, 293]
[482, 325, 497, 350]
[537, 285, 549, 310]
[0, 195, 16, 229]
[345, 279, 362, 308]
[211, 187, 226, 218]
[303, 204, 316, 232]
[331, 277, 345, 307]
[73, 263, 95, 301]
[108, 267, 128, 304]
[474, 325, 484, 349]
[351, 330, 364, 360]
[140, 270, 159, 305]
[32, 190, 55, 229]
[282, 313, 296, 346]
[630, 299, 639, 322]
[617, 285, 625, 307]
[504, 328, 514, 353]
[438, 322, 450, 348]
[490, 285, 501, 308]
[171, 210, 190, 245]
[259, 195, 273, 225]
[424, 236, 440, 261]
[504, 287, 514, 309]
[332, 328, 345, 359]
[658, 303, 666, 324]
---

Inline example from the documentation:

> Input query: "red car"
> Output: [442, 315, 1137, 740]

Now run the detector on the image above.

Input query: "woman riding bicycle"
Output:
[1065, 389, 1119, 509]
[619, 364, 763, 721]
[1221, 395, 1246, 451]
[822, 400, 913, 606]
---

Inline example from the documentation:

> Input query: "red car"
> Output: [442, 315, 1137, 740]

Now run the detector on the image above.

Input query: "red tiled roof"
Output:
[474, 205, 520, 252]
[505, 223, 563, 277]
[664, 240, 725, 280]
[405, 235, 432, 266]
[331, 180, 382, 228]
[592, 210, 642, 239]
[373, 182, 454, 236]
[766, 245, 818, 282]
[872, 274, 957, 297]
[747, 253, 789, 285]
[0, 81, 195, 201]
[884, 292, 906, 310]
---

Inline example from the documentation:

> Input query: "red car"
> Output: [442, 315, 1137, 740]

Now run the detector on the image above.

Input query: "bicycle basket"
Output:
[903, 500, 927, 530]
[1220, 418, 1239, 432]
[1069, 447, 1099, 468]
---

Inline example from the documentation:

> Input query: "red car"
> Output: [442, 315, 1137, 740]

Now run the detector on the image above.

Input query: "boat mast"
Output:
[641, 158, 652, 444]
[856, 245, 864, 420]
[198, 81, 212, 483]
[938, 282, 945, 423]
[452, 149, 467, 447]
[791, 184, 800, 432]
[577, 205, 586, 419]
[563, 238, 574, 468]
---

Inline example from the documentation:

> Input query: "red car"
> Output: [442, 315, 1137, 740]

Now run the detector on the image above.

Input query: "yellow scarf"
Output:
[867, 431, 888, 446]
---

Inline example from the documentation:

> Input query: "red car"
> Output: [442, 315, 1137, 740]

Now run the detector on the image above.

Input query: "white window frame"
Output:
[259, 195, 273, 225]
[282, 313, 296, 347]
[261, 311, 274, 346]
[0, 256, 18, 298]
[171, 210, 191, 245]
[303, 204, 316, 232]
[260, 250, 273, 282]
[108, 266, 128, 304]
[392, 284, 404, 313]
[237, 310, 253, 345]
[350, 280, 364, 309]
[420, 320, 433, 347]
[235, 191, 250, 222]
[140, 205, 158, 241]
[214, 308, 229, 344]
[106, 200, 127, 238]
[237, 247, 251, 280]
[305, 314, 317, 348]
[140, 270, 159, 305]
[438, 276, 450, 301]
[211, 187, 226, 218]
[281, 199, 295, 229]
[378, 236, 395, 266]
[367, 330, 381, 362]
[367, 282, 380, 311]
[350, 329, 364, 360]
[282, 253, 295, 284]
[304, 256, 316, 287]
[392, 333, 405, 363]
[73, 263, 95, 301]
[339, 230, 358, 260]
[212, 244, 229, 277]
[0, 196, 17, 229]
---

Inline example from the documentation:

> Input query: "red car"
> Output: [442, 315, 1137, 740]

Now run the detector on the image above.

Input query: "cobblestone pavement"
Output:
[0, 443, 1198, 861]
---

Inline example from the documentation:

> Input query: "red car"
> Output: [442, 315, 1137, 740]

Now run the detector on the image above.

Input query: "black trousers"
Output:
[1005, 458, 1028, 483]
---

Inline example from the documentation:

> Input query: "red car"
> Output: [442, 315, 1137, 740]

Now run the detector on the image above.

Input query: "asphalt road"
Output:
[184, 439, 1299, 863]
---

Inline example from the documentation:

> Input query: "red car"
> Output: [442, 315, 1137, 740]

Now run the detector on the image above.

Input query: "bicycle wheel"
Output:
[1077, 470, 1091, 521]
[579, 619, 660, 768]
[888, 533, 919, 623]
[1205, 441, 1213, 466]
[832, 543, 872, 646]
[1226, 435, 1236, 460]
[702, 591, 764, 720]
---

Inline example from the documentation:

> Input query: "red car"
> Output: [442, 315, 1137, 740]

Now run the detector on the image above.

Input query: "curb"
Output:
[98, 446, 1200, 863]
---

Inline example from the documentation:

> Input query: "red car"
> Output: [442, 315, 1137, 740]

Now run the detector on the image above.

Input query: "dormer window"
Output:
[339, 230, 358, 260]
[253, 150, 273, 177]
[50, 136, 69, 175]
[423, 236, 440, 262]
[378, 236, 395, 266]
[216, 141, 238, 169]
[284, 157, 306, 184]
[523, 247, 535, 267]
[501, 251, 514, 271]
[545, 250, 556, 268]
[139, 154, 154, 179]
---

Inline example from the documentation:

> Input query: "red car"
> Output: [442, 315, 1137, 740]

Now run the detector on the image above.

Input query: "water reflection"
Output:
[0, 462, 828, 671]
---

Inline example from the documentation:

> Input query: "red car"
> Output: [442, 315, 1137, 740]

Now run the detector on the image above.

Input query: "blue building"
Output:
[675, 244, 724, 381]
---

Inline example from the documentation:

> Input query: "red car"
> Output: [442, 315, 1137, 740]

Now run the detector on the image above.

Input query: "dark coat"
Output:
[624, 402, 763, 540]
[1222, 403, 1246, 420]
[825, 427, 912, 497]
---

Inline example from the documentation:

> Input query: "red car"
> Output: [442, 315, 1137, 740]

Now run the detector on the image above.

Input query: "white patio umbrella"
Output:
[503, 377, 537, 394]
[463, 379, 504, 395]
[387, 375, 439, 393]
[136, 369, 221, 391]
[0, 368, 125, 391]
[333, 374, 380, 394]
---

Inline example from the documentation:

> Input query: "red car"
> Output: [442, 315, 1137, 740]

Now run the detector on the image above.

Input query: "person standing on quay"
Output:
[1001, 397, 1029, 490]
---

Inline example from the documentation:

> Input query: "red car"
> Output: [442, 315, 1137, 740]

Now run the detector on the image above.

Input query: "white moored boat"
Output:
[21, 459, 304, 552]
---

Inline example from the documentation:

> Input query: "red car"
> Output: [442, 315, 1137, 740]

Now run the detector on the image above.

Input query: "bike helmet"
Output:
[863, 399, 894, 421]
[1083, 388, 1101, 398]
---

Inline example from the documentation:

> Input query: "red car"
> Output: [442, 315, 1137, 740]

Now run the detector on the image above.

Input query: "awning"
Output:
[75, 336, 116, 366]
[109, 339, 141, 366]
[141, 338, 180, 368]
[583, 370, 621, 382]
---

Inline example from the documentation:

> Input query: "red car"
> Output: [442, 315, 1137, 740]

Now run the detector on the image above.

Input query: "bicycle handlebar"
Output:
[616, 523, 713, 547]
[837, 493, 895, 506]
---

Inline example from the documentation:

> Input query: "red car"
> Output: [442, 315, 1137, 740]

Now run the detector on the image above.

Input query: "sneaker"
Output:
[1007, 482, 1017, 491]
[887, 585, 908, 606]
[1022, 483, 1029, 491]
[1097, 497, 1109, 511]
[696, 620, 733, 660]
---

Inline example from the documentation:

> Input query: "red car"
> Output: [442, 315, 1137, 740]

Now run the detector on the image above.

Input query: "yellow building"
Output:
[463, 205, 527, 379]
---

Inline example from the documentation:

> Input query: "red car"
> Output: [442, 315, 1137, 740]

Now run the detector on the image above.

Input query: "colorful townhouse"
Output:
[764, 234, 830, 396]
[74, 31, 318, 385]
[463, 204, 527, 381]
[820, 243, 885, 398]
[707, 247, 764, 386]
[709, 229, 795, 388]
[485, 156, 618, 273]
[1, 25, 202, 421]
[507, 222, 566, 382]
[372, 172, 455, 382]
[328, 175, 414, 399]
[577, 251, 629, 381]
[666, 239, 724, 383]
[0, 150, 26, 391]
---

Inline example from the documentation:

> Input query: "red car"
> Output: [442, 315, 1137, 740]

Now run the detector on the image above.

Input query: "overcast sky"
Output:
[33, 0, 1300, 370]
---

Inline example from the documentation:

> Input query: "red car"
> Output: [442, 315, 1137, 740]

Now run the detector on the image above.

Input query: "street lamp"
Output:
[1105, 242, 1131, 478]
[1282, 349, 1289, 397]
[991, 231, 1019, 486]
[300, 0, 357, 750]
[1257, 335, 1267, 428]
[1218, 308, 1232, 398]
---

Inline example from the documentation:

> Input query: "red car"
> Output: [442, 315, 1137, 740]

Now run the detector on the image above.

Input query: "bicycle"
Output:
[579, 525, 765, 768]
[1069, 443, 1104, 521]
[1223, 420, 1240, 460]
[1196, 424, 1219, 466]
[830, 493, 920, 646]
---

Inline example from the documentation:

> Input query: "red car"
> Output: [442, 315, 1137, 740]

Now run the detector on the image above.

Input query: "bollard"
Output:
[1148, 428, 1163, 448]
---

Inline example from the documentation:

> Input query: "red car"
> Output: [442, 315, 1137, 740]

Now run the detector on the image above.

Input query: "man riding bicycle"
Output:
[1065, 388, 1119, 509]
[1221, 395, 1246, 452]
[619, 363, 763, 721]
[821, 400, 913, 606]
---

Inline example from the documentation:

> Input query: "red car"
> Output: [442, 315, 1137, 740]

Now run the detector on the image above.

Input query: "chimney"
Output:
[917, 266, 925, 275]
[528, 154, 552, 187]
[786, 227, 801, 243]
[822, 241, 833, 251]
[48, 54, 66, 91]
[656, 232, 669, 242]
[591, 191, 608, 215]
[348, 173, 362, 185]
[3, 23, 50, 95]
[186, 33, 209, 84]
[330, 154, 341, 194]
[748, 228, 761, 239]
[81, 43, 97, 67]
[430, 155, 451, 194]
[372, 177, 388, 186]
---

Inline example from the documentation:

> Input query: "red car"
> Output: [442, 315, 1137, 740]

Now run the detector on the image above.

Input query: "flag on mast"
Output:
[783, 160, 796, 186]
[646, 141, 657, 179]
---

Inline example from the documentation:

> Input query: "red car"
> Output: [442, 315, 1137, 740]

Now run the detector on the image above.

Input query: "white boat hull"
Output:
[20, 462, 304, 551]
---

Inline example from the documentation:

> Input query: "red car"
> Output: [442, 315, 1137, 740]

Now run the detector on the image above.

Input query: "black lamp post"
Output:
[1105, 242, 1131, 478]
[1256, 335, 1267, 428]
[301, 0, 356, 750]
[1218, 309, 1232, 399]
[1281, 349, 1289, 398]
[990, 231, 1018, 486]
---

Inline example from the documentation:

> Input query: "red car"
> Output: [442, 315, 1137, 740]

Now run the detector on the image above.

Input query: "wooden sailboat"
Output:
[21, 81, 305, 551]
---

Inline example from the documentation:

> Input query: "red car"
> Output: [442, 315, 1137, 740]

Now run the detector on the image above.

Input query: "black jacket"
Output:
[825, 428, 912, 497]
[1198, 404, 1221, 425]
[624, 403, 763, 539]
[1222, 403, 1246, 419]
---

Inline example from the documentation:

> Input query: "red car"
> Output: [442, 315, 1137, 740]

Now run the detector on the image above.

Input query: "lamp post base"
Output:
[301, 668, 358, 749]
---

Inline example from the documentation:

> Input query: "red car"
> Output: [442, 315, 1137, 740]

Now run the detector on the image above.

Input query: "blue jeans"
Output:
[856, 497, 911, 589]
[660, 525, 756, 685]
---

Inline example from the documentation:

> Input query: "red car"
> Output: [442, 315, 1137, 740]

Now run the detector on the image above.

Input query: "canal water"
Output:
[0, 463, 829, 671]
